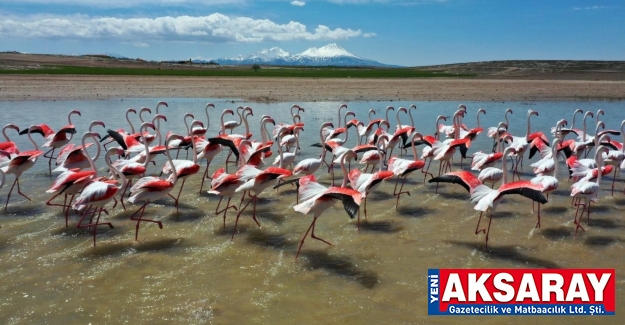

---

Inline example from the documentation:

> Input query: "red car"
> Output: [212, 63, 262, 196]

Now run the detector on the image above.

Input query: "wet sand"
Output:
[1, 75, 625, 102]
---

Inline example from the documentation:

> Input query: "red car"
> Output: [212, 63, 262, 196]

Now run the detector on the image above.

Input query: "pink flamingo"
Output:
[0, 124, 20, 157]
[162, 121, 202, 212]
[487, 108, 512, 152]
[126, 134, 184, 241]
[72, 145, 126, 246]
[571, 145, 610, 235]
[503, 109, 540, 180]
[2, 125, 44, 211]
[53, 121, 105, 172]
[601, 120, 624, 195]
[530, 137, 563, 229]
[469, 147, 547, 248]
[348, 135, 395, 228]
[293, 150, 362, 259]
[46, 131, 101, 226]
[231, 165, 292, 239]
[388, 132, 426, 209]
[20, 110, 81, 174]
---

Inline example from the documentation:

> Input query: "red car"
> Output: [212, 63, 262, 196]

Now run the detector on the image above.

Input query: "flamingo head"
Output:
[386, 106, 394, 112]
[223, 109, 234, 116]
[477, 108, 486, 115]
[157, 101, 168, 108]
[321, 122, 334, 129]
[106, 147, 123, 158]
[141, 122, 156, 131]
[369, 109, 376, 115]
[411, 131, 424, 142]
[152, 114, 167, 123]
[236, 106, 245, 112]
[497, 122, 507, 130]
[264, 118, 276, 125]
[436, 115, 447, 123]
[293, 114, 301, 123]
[409, 104, 417, 110]
[260, 114, 271, 121]
[206, 103, 215, 109]
[339, 104, 348, 110]
[505, 108, 513, 115]
[528, 109, 538, 117]
[597, 109, 605, 116]
[140, 107, 152, 114]
[597, 121, 605, 130]
[299, 107, 305, 113]
[127, 108, 137, 114]
[69, 109, 81, 116]
[86, 131, 101, 140]
[458, 104, 467, 111]
[381, 120, 390, 129]
[398, 107, 407, 114]
[184, 113, 195, 119]
[90, 120, 106, 129]
[584, 111, 594, 120]
[4, 124, 19, 132]
[574, 108, 583, 115]
[191, 120, 204, 129]
[346, 111, 356, 118]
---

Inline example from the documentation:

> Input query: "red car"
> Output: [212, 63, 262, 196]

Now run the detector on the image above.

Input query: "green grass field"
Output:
[0, 65, 473, 78]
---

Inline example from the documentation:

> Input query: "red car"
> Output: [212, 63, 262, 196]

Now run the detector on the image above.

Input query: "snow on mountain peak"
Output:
[248, 47, 291, 61]
[298, 43, 358, 58]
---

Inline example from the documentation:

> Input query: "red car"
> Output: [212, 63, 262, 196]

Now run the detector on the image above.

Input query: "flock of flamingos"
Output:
[1, 102, 624, 259]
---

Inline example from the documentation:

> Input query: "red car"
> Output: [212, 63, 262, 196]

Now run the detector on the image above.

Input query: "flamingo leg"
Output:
[251, 196, 261, 228]
[65, 194, 76, 227]
[16, 178, 32, 201]
[232, 195, 254, 239]
[484, 213, 494, 249]
[422, 158, 433, 183]
[475, 212, 486, 235]
[394, 177, 410, 210]
[173, 178, 186, 213]
[5, 178, 17, 211]
[46, 191, 67, 210]
[44, 148, 56, 175]
[311, 219, 332, 246]
[130, 201, 163, 241]
[611, 167, 618, 196]
[199, 160, 212, 194]
[295, 218, 316, 260]
[535, 203, 541, 229]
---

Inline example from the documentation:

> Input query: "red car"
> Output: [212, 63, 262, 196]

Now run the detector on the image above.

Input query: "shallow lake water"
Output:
[0, 99, 624, 324]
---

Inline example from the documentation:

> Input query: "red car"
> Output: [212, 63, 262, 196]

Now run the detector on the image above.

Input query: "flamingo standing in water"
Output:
[570, 145, 610, 235]
[126, 134, 184, 241]
[21, 110, 80, 174]
[2, 125, 44, 211]
[46, 131, 101, 226]
[293, 150, 362, 259]
[349, 135, 395, 228]
[469, 147, 547, 248]
[601, 120, 625, 195]
[72, 145, 126, 246]
[530, 137, 563, 229]
[503, 109, 540, 180]
[53, 121, 106, 172]
[388, 132, 427, 209]
[487, 108, 512, 152]
[1, 124, 20, 159]
[231, 165, 292, 239]
[162, 121, 202, 212]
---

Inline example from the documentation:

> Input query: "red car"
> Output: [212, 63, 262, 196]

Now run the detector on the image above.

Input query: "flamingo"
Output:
[388, 132, 426, 209]
[530, 136, 564, 228]
[101, 108, 137, 150]
[354, 109, 382, 145]
[231, 165, 292, 239]
[349, 135, 395, 228]
[566, 123, 608, 178]
[162, 121, 202, 212]
[503, 109, 540, 180]
[2, 125, 44, 211]
[570, 145, 610, 235]
[20, 110, 80, 174]
[293, 150, 362, 259]
[110, 123, 156, 211]
[0, 124, 20, 158]
[46, 131, 101, 226]
[403, 115, 447, 183]
[487, 108, 512, 152]
[223, 106, 245, 134]
[53, 121, 106, 172]
[469, 147, 548, 248]
[601, 120, 625, 195]
[126, 134, 184, 241]
[472, 122, 507, 187]
[72, 146, 127, 246]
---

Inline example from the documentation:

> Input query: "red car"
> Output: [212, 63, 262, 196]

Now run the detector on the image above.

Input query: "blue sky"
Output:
[0, 0, 623, 66]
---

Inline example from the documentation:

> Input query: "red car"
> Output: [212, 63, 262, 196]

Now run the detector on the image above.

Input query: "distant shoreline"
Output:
[1, 75, 624, 102]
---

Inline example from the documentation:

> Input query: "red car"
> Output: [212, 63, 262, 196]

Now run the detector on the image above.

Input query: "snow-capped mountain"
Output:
[212, 43, 398, 67]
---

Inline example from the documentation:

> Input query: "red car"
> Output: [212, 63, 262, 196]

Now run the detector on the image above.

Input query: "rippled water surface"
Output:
[1, 99, 624, 324]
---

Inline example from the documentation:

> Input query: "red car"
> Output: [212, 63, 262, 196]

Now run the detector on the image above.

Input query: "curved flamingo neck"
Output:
[82, 133, 97, 173]
[377, 135, 389, 172]
[571, 110, 582, 129]
[184, 114, 193, 134]
[411, 134, 420, 161]
[525, 113, 533, 141]
[369, 110, 375, 122]
[408, 106, 415, 128]
[385, 107, 393, 125]
[106, 151, 127, 193]
[126, 110, 136, 134]
[340, 153, 350, 188]
[205, 104, 213, 129]
[243, 112, 251, 136]
[502, 148, 513, 184]
[505, 111, 511, 130]
[338, 105, 346, 128]
[277, 136, 285, 168]
[27, 128, 38, 151]
[165, 138, 178, 185]
[2, 126, 12, 142]
[620, 122, 625, 153]
[139, 108, 150, 123]
[140, 124, 152, 168]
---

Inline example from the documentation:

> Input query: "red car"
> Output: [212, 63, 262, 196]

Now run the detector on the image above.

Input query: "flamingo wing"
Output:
[429, 170, 482, 193]
[498, 181, 548, 204]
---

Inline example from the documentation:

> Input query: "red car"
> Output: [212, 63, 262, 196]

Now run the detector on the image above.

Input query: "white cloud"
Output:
[0, 0, 241, 8]
[123, 41, 150, 47]
[0, 13, 369, 43]
[291, 0, 306, 6]
[573, 6, 609, 10]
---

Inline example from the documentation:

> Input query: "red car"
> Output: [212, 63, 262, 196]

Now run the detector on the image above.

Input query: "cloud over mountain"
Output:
[0, 13, 369, 43]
